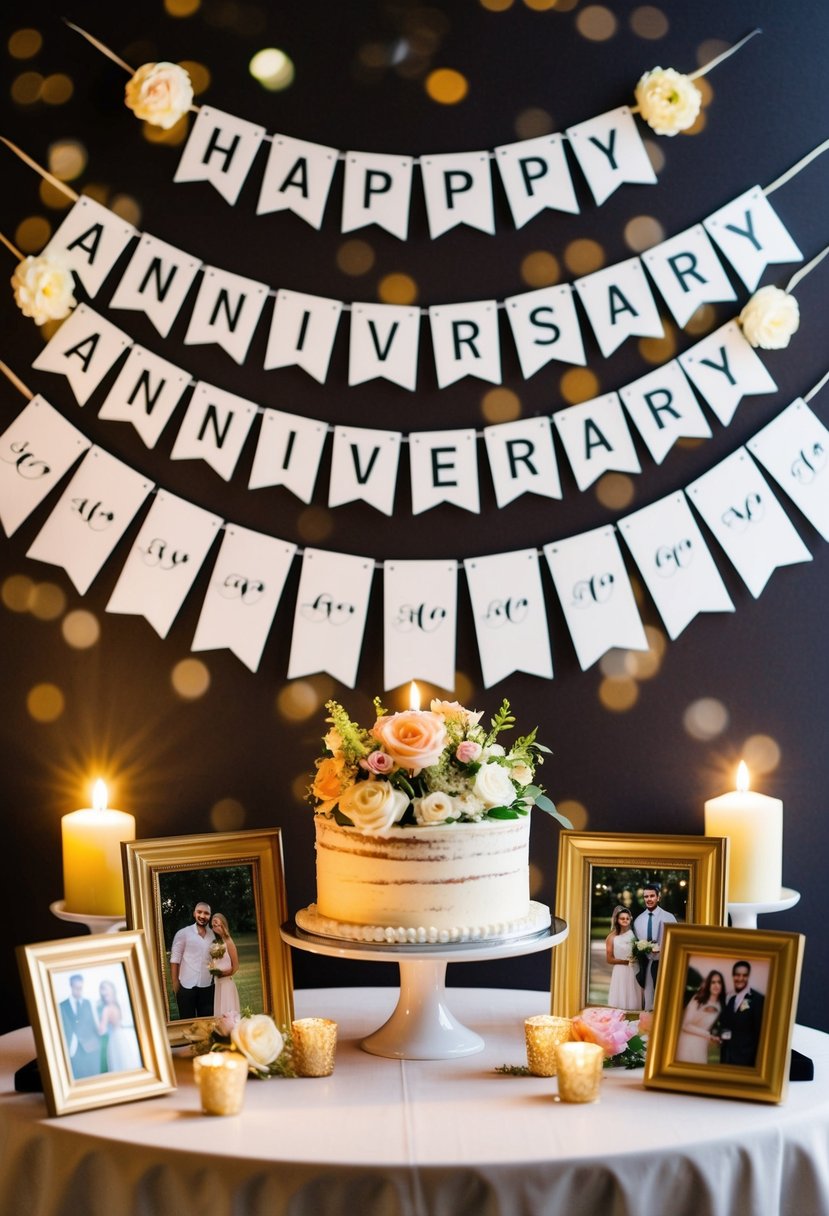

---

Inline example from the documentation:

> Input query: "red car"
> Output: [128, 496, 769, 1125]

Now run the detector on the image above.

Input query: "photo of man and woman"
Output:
[675, 954, 769, 1067]
[54, 964, 142, 1080]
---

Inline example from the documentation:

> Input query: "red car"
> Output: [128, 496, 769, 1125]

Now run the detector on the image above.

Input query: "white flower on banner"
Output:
[738, 285, 800, 349]
[634, 67, 701, 136]
[11, 255, 76, 325]
[125, 62, 194, 129]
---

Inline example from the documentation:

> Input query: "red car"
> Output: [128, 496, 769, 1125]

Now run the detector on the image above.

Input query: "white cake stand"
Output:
[50, 899, 126, 935]
[727, 887, 800, 930]
[281, 916, 568, 1060]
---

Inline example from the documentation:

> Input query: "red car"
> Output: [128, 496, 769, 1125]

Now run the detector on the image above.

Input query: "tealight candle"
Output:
[524, 1015, 573, 1077]
[704, 761, 783, 903]
[61, 780, 136, 916]
[555, 1042, 604, 1103]
[291, 1017, 338, 1077]
[193, 1053, 248, 1115]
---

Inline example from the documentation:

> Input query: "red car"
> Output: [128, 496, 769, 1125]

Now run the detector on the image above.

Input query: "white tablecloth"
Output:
[1, 987, 827, 1216]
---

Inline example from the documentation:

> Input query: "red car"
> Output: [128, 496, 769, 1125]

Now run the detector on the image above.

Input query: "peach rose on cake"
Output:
[125, 61, 194, 129]
[372, 710, 447, 775]
[311, 755, 351, 814]
[339, 780, 409, 834]
[472, 761, 518, 809]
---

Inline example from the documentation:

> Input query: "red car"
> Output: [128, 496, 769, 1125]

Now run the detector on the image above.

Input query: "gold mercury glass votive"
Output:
[555, 1041, 605, 1103]
[193, 1053, 248, 1115]
[524, 1015, 573, 1077]
[292, 1017, 338, 1077]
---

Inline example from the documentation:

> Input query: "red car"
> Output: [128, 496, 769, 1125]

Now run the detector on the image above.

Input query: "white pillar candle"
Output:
[61, 780, 136, 916]
[704, 762, 782, 903]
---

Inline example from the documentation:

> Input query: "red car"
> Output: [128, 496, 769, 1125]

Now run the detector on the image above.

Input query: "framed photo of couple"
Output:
[122, 828, 294, 1045]
[551, 831, 729, 1018]
[644, 924, 805, 1104]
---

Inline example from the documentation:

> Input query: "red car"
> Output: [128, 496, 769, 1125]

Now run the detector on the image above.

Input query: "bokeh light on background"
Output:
[624, 215, 665, 253]
[481, 387, 522, 424]
[629, 6, 669, 39]
[378, 273, 418, 304]
[48, 140, 88, 182]
[210, 797, 246, 831]
[276, 680, 321, 722]
[2, 574, 34, 612]
[558, 799, 589, 830]
[742, 734, 782, 776]
[249, 47, 295, 92]
[479, 0, 514, 10]
[559, 367, 600, 405]
[11, 71, 43, 105]
[425, 68, 469, 105]
[638, 326, 677, 363]
[595, 473, 635, 511]
[179, 60, 211, 95]
[62, 610, 101, 649]
[643, 139, 666, 175]
[29, 582, 66, 621]
[171, 658, 211, 699]
[599, 675, 639, 712]
[110, 195, 143, 226]
[336, 239, 376, 276]
[684, 303, 717, 335]
[39, 179, 74, 210]
[683, 696, 730, 741]
[8, 28, 43, 58]
[27, 683, 65, 723]
[165, 0, 202, 15]
[41, 74, 73, 106]
[563, 238, 605, 276]
[514, 108, 554, 139]
[14, 215, 50, 252]
[576, 6, 618, 41]
[297, 506, 334, 544]
[520, 251, 560, 288]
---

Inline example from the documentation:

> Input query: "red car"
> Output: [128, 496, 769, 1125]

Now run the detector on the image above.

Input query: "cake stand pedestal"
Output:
[50, 899, 126, 935]
[281, 917, 567, 1060]
[727, 887, 800, 930]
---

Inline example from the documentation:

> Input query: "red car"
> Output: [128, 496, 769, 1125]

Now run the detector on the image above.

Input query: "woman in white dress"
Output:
[605, 906, 642, 1010]
[676, 971, 725, 1064]
[97, 980, 142, 1073]
[210, 913, 241, 1017]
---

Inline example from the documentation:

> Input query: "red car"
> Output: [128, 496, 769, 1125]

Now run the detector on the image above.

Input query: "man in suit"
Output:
[719, 960, 765, 1066]
[59, 974, 101, 1079]
[633, 882, 677, 1011]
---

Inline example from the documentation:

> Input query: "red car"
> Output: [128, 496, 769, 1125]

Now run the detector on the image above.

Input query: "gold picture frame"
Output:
[123, 828, 294, 1044]
[643, 923, 804, 1103]
[16, 930, 175, 1117]
[551, 831, 728, 1017]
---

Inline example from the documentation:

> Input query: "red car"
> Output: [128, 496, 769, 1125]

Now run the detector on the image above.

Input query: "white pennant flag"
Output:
[257, 133, 339, 228]
[704, 187, 803, 291]
[464, 549, 553, 688]
[643, 224, 737, 328]
[342, 151, 414, 240]
[32, 305, 130, 406]
[174, 106, 265, 205]
[505, 284, 585, 377]
[409, 429, 480, 514]
[106, 491, 222, 638]
[383, 559, 458, 691]
[420, 150, 495, 239]
[0, 396, 89, 536]
[44, 196, 137, 297]
[687, 449, 811, 598]
[620, 360, 712, 465]
[184, 266, 269, 365]
[484, 417, 561, 507]
[191, 525, 296, 672]
[170, 382, 257, 481]
[566, 107, 656, 206]
[288, 547, 375, 688]
[26, 447, 152, 594]
[98, 346, 190, 449]
[619, 492, 734, 640]
[328, 425, 401, 515]
[429, 300, 501, 389]
[264, 289, 343, 382]
[248, 408, 328, 502]
[544, 526, 647, 671]
[348, 302, 420, 390]
[495, 134, 579, 227]
[748, 398, 829, 541]
[109, 233, 201, 338]
[554, 393, 641, 491]
[679, 320, 776, 426]
[574, 257, 663, 358]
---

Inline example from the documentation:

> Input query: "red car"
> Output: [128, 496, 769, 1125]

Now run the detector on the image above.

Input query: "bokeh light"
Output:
[514, 108, 554, 140]
[559, 367, 600, 405]
[378, 273, 418, 305]
[638, 327, 677, 363]
[564, 238, 605, 276]
[624, 215, 665, 253]
[249, 47, 295, 91]
[276, 680, 321, 722]
[336, 239, 376, 276]
[11, 71, 43, 105]
[425, 68, 469, 105]
[29, 582, 66, 621]
[481, 387, 522, 424]
[39, 179, 74, 210]
[171, 658, 210, 699]
[62, 610, 101, 649]
[595, 473, 635, 510]
[742, 734, 781, 776]
[480, 0, 515, 10]
[179, 60, 211, 95]
[14, 216, 50, 253]
[165, 0, 201, 15]
[557, 799, 589, 830]
[210, 797, 246, 831]
[630, 6, 669, 39]
[684, 303, 717, 335]
[643, 139, 666, 175]
[599, 676, 639, 711]
[576, 6, 618, 40]
[27, 683, 65, 722]
[2, 574, 34, 612]
[520, 251, 561, 288]
[41, 74, 74, 106]
[297, 506, 334, 543]
[48, 140, 88, 182]
[8, 29, 43, 59]
[683, 697, 729, 741]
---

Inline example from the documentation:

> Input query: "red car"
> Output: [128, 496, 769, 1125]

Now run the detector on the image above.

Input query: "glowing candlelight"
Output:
[61, 779, 136, 916]
[704, 761, 783, 903]
[409, 681, 421, 711]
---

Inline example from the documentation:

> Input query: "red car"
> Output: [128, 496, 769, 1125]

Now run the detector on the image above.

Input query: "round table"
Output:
[1, 987, 827, 1216]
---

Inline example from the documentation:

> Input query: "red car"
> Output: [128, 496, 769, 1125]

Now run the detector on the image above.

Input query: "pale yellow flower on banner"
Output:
[634, 67, 701, 136]
[12, 254, 76, 325]
[739, 285, 800, 349]
[125, 61, 194, 129]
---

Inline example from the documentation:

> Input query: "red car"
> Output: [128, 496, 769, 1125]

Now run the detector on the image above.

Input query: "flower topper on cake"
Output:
[308, 687, 571, 835]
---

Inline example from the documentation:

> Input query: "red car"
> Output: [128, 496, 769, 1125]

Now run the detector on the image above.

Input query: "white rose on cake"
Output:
[339, 780, 409, 834]
[738, 286, 800, 349]
[634, 66, 701, 136]
[413, 790, 459, 826]
[473, 762, 519, 809]
[125, 62, 194, 129]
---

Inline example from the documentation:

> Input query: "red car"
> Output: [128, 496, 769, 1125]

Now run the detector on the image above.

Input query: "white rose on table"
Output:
[413, 790, 459, 826]
[339, 780, 409, 835]
[634, 67, 701, 136]
[230, 1014, 284, 1074]
[12, 255, 76, 325]
[125, 62, 194, 129]
[472, 761, 517, 809]
[739, 285, 800, 349]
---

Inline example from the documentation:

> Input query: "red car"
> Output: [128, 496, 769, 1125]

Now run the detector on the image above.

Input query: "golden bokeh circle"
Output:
[425, 68, 469, 105]
[514, 107, 555, 139]
[248, 48, 295, 92]
[48, 140, 88, 182]
[559, 367, 600, 405]
[62, 610, 101, 649]
[210, 797, 246, 832]
[643, 624, 666, 657]
[523, 0, 559, 11]
[638, 328, 677, 363]
[39, 179, 74, 211]
[142, 115, 189, 146]
[2, 574, 34, 612]
[336, 239, 376, 276]
[179, 60, 211, 95]
[624, 645, 661, 680]
[11, 71, 43, 105]
[453, 671, 475, 705]
[520, 250, 561, 288]
[111, 195, 143, 227]
[599, 649, 629, 679]
[696, 39, 729, 68]
[630, 6, 669, 38]
[576, 5, 618, 40]
[564, 238, 605, 276]
[171, 658, 211, 699]
[599, 676, 639, 712]
[742, 734, 781, 776]
[480, 0, 515, 10]
[595, 473, 635, 510]
[378, 273, 418, 305]
[15, 215, 51, 253]
[682, 697, 729, 741]
[557, 799, 589, 830]
[276, 680, 321, 722]
[29, 582, 66, 621]
[684, 303, 717, 335]
[41, 74, 74, 106]
[643, 139, 666, 175]
[695, 77, 714, 108]
[81, 183, 109, 206]
[481, 387, 522, 424]
[165, 0, 201, 14]
[623, 214, 665, 253]
[27, 683, 65, 723]
[8, 29, 43, 59]
[680, 109, 707, 137]
[297, 507, 334, 544]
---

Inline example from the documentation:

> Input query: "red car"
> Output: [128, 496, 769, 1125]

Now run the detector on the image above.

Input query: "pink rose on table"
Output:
[215, 1010, 241, 1037]
[456, 740, 482, 764]
[571, 1007, 637, 1058]
[362, 750, 395, 775]
[372, 710, 447, 775]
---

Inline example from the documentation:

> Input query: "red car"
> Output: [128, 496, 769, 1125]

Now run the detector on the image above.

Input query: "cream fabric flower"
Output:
[739, 286, 800, 349]
[125, 62, 194, 129]
[635, 67, 701, 136]
[12, 255, 76, 325]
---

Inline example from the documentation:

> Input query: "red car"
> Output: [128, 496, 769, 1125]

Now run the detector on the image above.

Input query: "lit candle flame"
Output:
[409, 681, 421, 711]
[736, 761, 750, 793]
[92, 779, 108, 813]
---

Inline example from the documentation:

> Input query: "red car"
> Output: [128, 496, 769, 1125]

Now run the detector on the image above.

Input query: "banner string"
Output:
[764, 136, 829, 196]
[786, 243, 829, 293]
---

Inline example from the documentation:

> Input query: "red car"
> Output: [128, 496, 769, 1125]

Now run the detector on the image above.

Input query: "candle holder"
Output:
[50, 899, 126, 935]
[292, 1017, 338, 1077]
[193, 1053, 248, 1115]
[524, 1015, 572, 1077]
[555, 1041, 604, 1103]
[727, 886, 800, 930]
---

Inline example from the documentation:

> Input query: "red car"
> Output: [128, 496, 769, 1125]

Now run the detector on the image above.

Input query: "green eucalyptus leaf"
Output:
[486, 806, 520, 819]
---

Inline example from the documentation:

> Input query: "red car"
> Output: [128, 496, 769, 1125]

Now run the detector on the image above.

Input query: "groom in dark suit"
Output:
[59, 974, 101, 1079]
[719, 960, 765, 1067]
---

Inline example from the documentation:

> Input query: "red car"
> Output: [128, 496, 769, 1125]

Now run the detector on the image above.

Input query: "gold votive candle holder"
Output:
[292, 1017, 338, 1077]
[524, 1015, 573, 1077]
[555, 1041, 605, 1103]
[193, 1053, 248, 1115]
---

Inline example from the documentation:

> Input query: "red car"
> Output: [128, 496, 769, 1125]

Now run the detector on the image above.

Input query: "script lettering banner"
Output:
[0, 396, 89, 536]
[33, 304, 130, 406]
[184, 265, 269, 365]
[544, 526, 647, 670]
[619, 491, 734, 639]
[420, 150, 495, 239]
[747, 398, 829, 541]
[264, 289, 343, 382]
[484, 417, 561, 507]
[98, 345, 191, 449]
[505, 284, 586, 377]
[256, 133, 339, 228]
[464, 548, 553, 688]
[287, 547, 375, 688]
[191, 525, 296, 672]
[620, 360, 712, 465]
[429, 300, 501, 389]
[248, 408, 328, 502]
[566, 107, 656, 206]
[574, 256, 663, 358]
[109, 233, 202, 338]
[383, 559, 457, 691]
[409, 428, 480, 514]
[704, 187, 804, 291]
[348, 302, 420, 390]
[44, 195, 137, 297]
[170, 381, 257, 481]
[554, 392, 641, 491]
[495, 134, 579, 227]
[328, 425, 401, 515]
[106, 491, 222, 638]
[679, 320, 776, 426]
[341, 150, 414, 240]
[643, 224, 737, 328]
[687, 449, 811, 598]
[174, 105, 266, 205]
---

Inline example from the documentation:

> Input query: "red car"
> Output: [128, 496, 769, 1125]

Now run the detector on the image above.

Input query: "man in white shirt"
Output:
[169, 901, 215, 1019]
[633, 882, 677, 1011]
